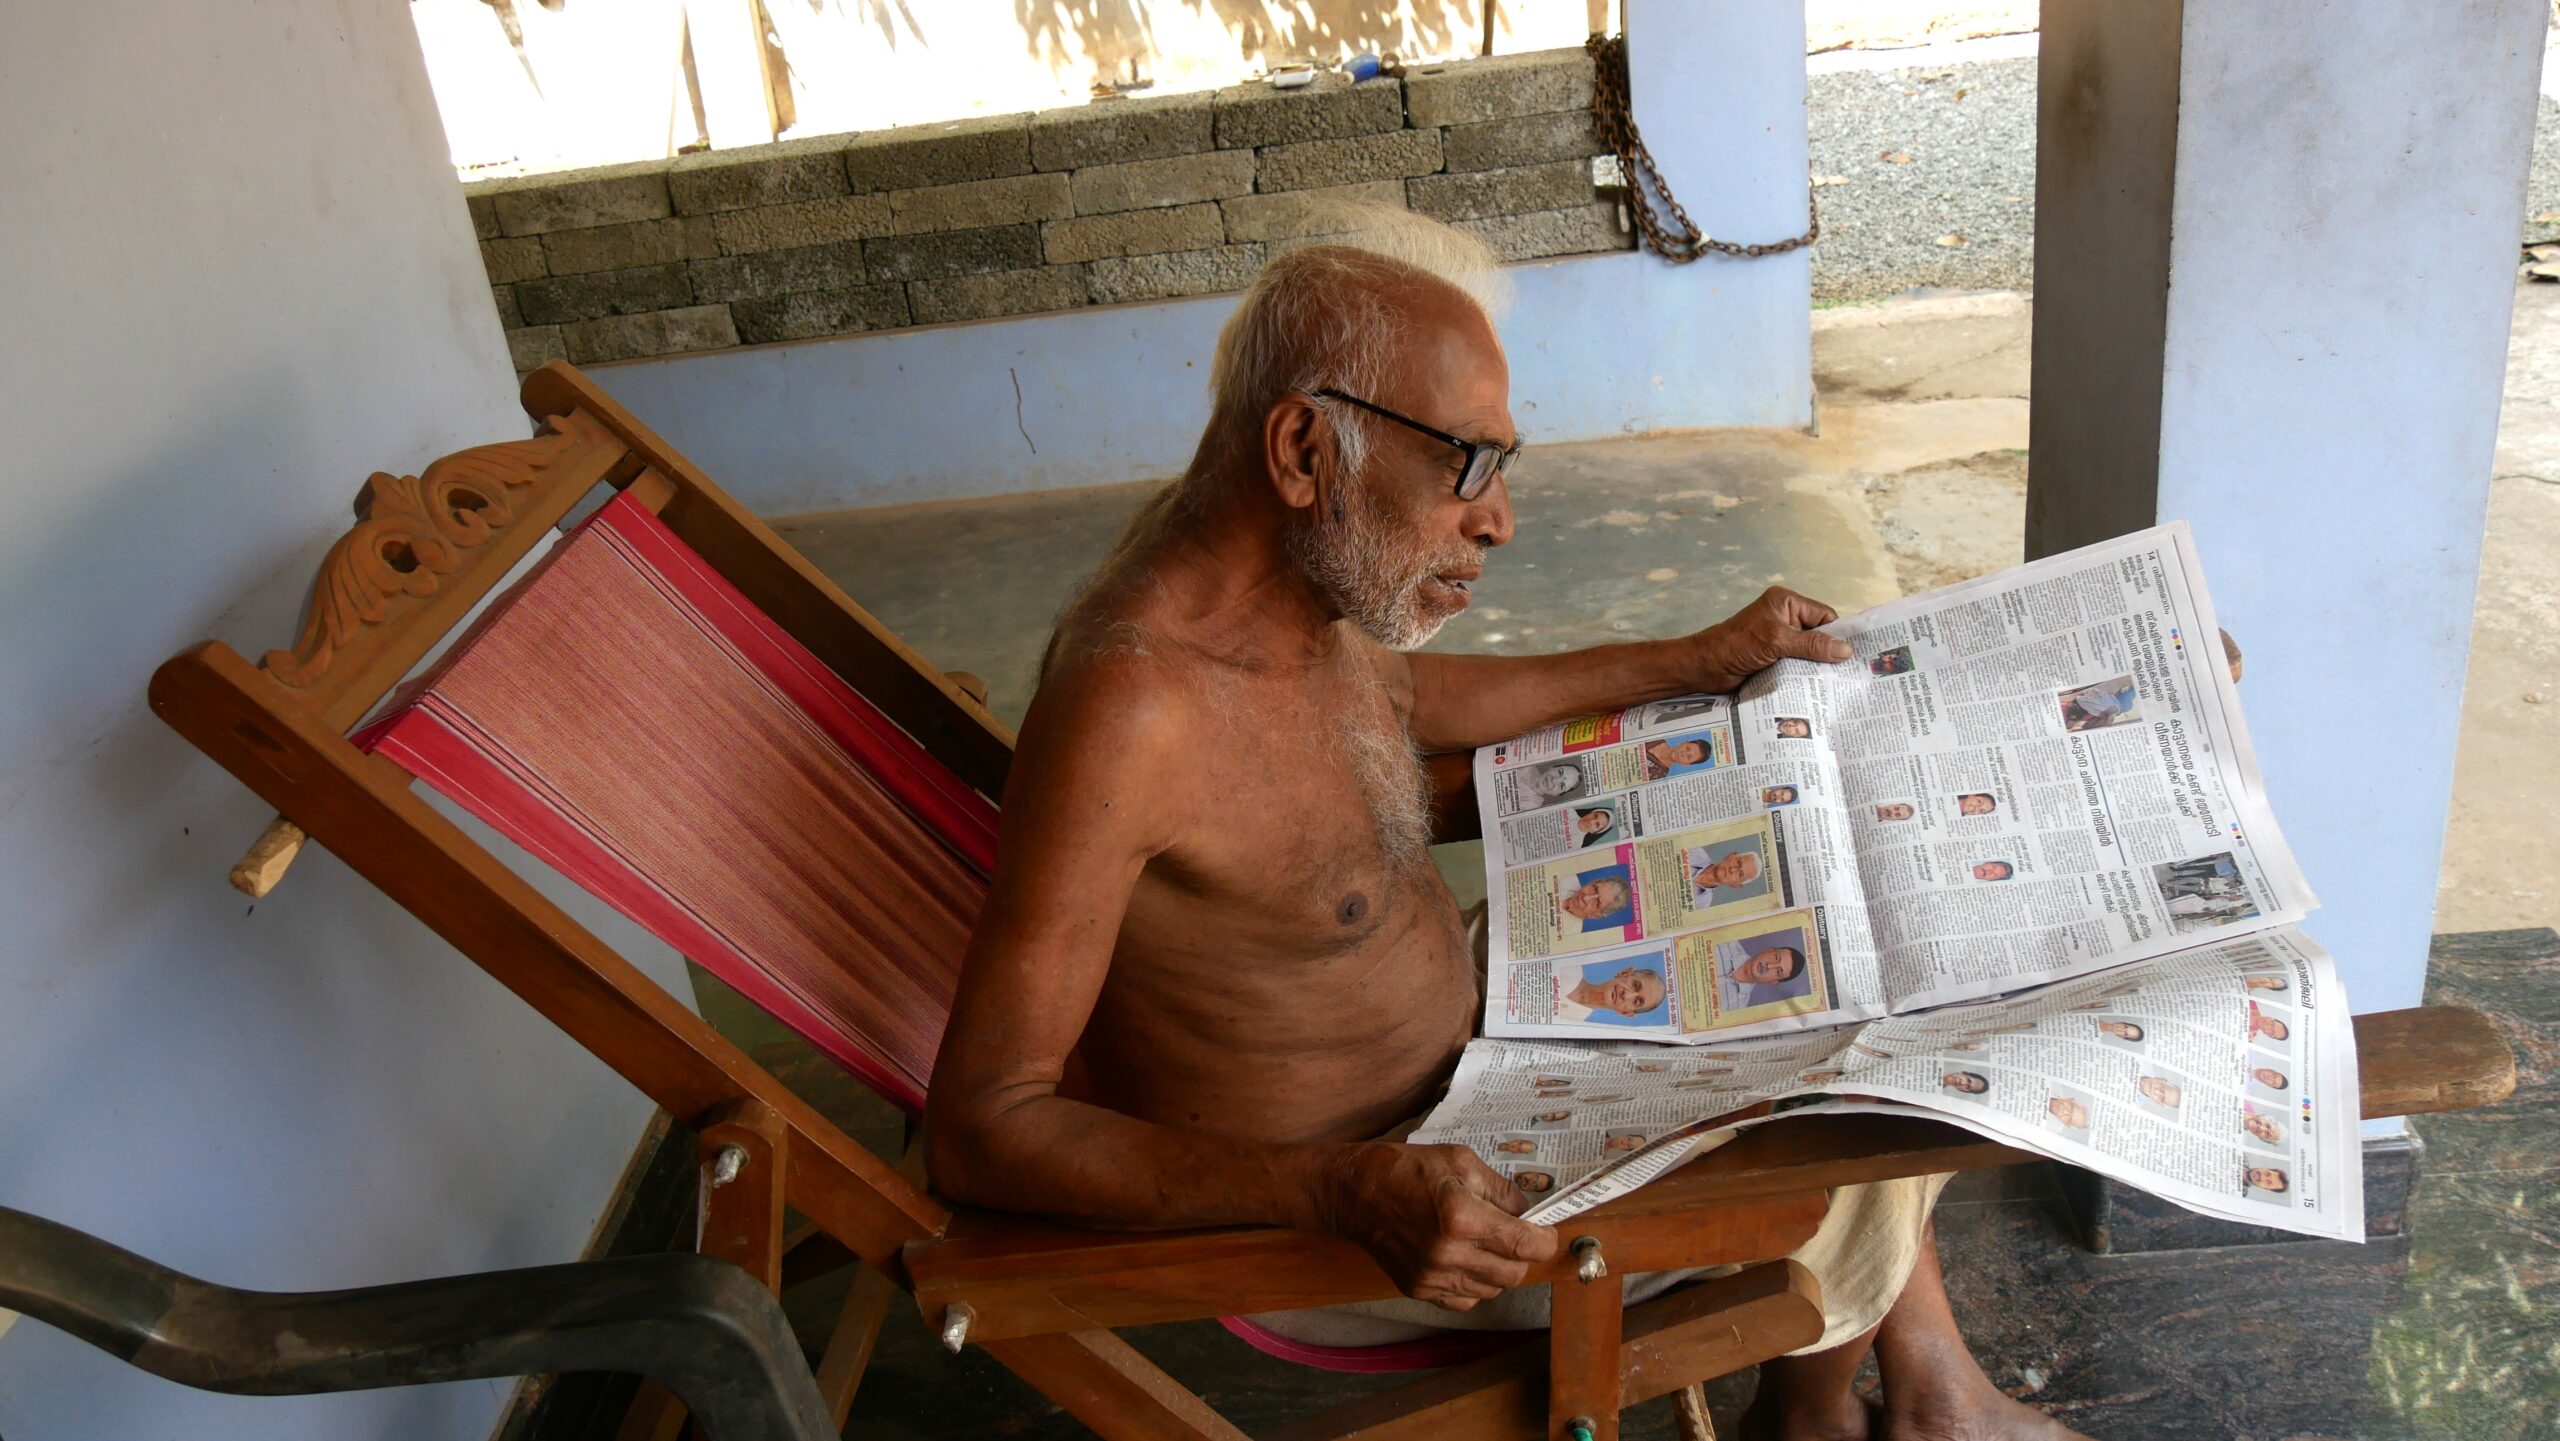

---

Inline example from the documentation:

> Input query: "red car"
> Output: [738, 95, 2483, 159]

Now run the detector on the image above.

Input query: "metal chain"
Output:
[1586, 32, 1820, 264]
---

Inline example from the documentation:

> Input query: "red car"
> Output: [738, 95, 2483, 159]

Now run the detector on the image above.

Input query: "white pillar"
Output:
[2028, 0, 2545, 1014]
[1618, 0, 1814, 429]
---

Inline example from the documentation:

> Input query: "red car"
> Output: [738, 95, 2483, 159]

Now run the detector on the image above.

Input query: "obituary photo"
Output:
[1667, 909, 1832, 1031]
[2241, 1106, 2289, 1152]
[2248, 1002, 2294, 1053]
[2043, 1086, 2096, 1137]
[1571, 804, 1625, 848]
[2093, 1018, 2147, 1052]
[2134, 1072, 2185, 1119]
[1638, 696, 1720, 731]
[1506, 758, 1596, 814]
[1547, 953, 1672, 1029]
[2243, 1163, 2291, 1201]
[1640, 730, 1726, 781]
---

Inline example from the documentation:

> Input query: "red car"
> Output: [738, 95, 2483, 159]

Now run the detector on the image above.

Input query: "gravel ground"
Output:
[1810, 48, 2560, 301]
[1808, 55, 2039, 301]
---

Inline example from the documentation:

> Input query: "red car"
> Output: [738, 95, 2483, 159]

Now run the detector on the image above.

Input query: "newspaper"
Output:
[1477, 522, 2314, 1041]
[1435, 524, 2360, 1240]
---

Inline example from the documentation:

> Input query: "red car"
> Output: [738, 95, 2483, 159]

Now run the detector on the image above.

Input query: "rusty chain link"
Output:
[1586, 32, 1820, 264]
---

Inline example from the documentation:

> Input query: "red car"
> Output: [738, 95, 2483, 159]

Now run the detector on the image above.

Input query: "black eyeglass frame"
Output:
[1311, 388, 1520, 501]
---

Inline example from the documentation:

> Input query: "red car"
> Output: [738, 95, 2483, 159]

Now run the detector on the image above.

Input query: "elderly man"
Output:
[928, 223, 2087, 1440]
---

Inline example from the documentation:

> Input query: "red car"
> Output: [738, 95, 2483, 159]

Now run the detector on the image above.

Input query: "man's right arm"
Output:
[923, 660, 1556, 1309]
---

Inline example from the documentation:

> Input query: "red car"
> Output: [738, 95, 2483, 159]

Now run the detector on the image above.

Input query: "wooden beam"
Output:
[1258, 1338, 1545, 1441]
[2355, 1006, 2513, 1117]
[979, 1330, 1251, 1441]
[813, 1262, 897, 1428]
[1616, 1261, 1823, 1408]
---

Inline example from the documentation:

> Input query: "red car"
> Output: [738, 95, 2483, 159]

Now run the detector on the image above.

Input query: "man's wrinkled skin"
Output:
[927, 256, 2128, 1440]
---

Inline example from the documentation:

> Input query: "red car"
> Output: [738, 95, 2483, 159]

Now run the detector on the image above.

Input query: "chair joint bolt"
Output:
[940, 1303, 976, 1353]
[707, 1143, 748, 1188]
[1571, 1235, 1607, 1283]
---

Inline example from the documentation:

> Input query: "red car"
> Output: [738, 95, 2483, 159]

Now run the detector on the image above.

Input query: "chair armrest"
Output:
[2354, 1005, 2514, 1117]
[908, 1006, 2516, 1342]
[0, 1206, 830, 1441]
[909, 1115, 2029, 1342]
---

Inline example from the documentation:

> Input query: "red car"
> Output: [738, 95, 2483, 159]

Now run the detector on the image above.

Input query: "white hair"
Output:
[1203, 204, 1511, 478]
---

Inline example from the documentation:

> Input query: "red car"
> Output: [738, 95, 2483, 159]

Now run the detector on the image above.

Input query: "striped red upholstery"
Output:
[356, 492, 995, 1114]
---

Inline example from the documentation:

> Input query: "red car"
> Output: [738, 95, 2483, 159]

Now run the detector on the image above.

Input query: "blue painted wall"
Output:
[592, 0, 1813, 514]
[0, 2, 692, 1434]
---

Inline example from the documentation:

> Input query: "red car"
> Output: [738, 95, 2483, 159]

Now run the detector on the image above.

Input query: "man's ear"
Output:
[1263, 395, 1328, 513]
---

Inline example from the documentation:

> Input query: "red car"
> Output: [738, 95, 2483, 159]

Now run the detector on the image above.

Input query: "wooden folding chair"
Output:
[149, 362, 2517, 1441]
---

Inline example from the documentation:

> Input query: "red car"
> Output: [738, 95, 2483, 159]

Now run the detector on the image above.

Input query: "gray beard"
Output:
[1287, 485, 1456, 651]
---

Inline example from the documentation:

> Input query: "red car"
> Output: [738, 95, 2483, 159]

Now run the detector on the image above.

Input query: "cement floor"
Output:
[715, 286, 2555, 1438]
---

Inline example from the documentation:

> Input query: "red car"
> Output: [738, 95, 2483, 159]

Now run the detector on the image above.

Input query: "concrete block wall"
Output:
[468, 49, 1631, 372]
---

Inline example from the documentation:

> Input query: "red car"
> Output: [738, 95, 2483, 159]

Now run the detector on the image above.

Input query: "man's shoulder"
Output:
[1021, 624, 1203, 765]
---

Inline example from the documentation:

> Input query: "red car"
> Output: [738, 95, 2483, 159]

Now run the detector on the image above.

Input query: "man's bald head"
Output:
[1207, 212, 1511, 471]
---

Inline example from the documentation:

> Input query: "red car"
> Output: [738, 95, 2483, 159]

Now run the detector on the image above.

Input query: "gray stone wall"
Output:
[468, 49, 1629, 372]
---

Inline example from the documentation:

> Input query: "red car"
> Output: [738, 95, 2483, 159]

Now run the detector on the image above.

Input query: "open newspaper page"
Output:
[1750, 520, 2319, 1011]
[1410, 925, 2361, 1241]
[1475, 692, 1890, 1043]
[1473, 523, 2311, 1041]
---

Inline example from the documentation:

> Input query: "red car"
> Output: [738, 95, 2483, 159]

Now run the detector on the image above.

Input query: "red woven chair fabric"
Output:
[355, 492, 995, 1114]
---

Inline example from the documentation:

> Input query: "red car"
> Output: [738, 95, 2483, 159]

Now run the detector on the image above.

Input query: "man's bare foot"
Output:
[1735, 1388, 1875, 1441]
[1876, 1382, 2092, 1441]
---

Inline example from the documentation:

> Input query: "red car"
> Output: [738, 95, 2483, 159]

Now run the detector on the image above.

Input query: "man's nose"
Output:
[1464, 473, 1515, 547]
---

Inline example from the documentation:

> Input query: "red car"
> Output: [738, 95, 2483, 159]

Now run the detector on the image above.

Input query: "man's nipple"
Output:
[1336, 892, 1369, 926]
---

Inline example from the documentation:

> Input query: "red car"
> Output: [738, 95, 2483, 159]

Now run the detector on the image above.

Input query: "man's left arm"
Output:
[1397, 588, 1845, 845]
[1395, 586, 1851, 755]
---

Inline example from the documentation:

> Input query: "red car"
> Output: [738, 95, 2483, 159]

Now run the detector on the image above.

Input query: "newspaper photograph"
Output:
[1473, 522, 2317, 1043]
[1412, 926, 2362, 1241]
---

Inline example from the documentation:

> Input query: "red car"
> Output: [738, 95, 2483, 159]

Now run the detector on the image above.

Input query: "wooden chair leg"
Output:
[697, 1099, 789, 1290]
[812, 1259, 896, 1427]
[1616, 1260, 1823, 1409]
[624, 1099, 790, 1441]
[1549, 1241, 1626, 1441]
[981, 1329, 1251, 1441]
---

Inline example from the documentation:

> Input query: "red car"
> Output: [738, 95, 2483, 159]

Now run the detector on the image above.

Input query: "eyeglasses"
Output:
[1312, 388, 1520, 501]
